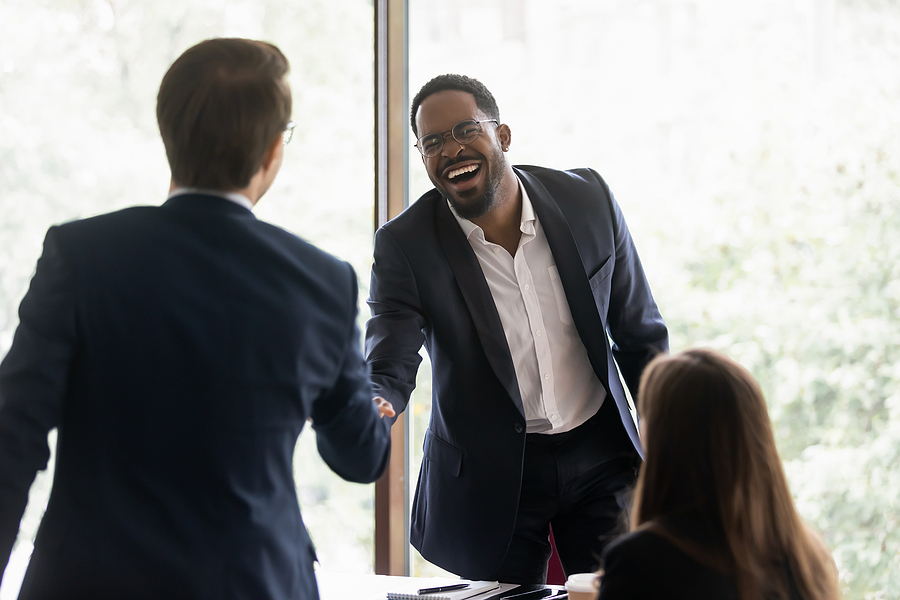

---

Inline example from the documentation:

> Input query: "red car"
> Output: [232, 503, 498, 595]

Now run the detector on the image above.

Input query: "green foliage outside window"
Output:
[408, 1, 900, 597]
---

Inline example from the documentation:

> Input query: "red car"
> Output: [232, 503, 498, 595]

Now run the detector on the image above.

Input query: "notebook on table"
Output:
[386, 579, 502, 600]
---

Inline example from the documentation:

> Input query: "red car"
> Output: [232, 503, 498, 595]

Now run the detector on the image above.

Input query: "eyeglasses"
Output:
[283, 121, 296, 145]
[414, 119, 499, 158]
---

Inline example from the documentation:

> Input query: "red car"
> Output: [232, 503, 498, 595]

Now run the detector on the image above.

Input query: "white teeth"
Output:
[448, 164, 479, 179]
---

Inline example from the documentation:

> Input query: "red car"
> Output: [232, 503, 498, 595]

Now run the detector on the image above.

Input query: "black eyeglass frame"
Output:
[414, 119, 500, 157]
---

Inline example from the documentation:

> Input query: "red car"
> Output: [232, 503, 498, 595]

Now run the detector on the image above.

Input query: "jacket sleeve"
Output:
[0, 227, 74, 572]
[311, 261, 391, 484]
[592, 170, 669, 397]
[363, 226, 426, 422]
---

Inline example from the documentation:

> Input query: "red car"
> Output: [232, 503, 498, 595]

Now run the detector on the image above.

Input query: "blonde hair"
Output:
[632, 349, 840, 600]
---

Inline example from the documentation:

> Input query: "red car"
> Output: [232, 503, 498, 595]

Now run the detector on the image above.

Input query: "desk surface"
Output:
[315, 572, 558, 600]
[315, 571, 407, 600]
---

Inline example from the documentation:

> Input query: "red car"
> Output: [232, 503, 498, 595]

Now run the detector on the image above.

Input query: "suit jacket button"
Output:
[514, 423, 524, 434]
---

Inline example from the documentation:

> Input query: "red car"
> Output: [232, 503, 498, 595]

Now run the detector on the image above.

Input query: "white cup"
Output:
[565, 572, 599, 600]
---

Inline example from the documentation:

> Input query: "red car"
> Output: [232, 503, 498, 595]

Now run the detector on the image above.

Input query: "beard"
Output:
[443, 145, 506, 220]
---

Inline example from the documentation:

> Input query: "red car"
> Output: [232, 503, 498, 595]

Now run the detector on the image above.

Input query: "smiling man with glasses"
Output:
[366, 73, 669, 584]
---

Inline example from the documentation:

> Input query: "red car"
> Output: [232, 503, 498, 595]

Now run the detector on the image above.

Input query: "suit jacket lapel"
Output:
[517, 168, 612, 391]
[434, 198, 526, 417]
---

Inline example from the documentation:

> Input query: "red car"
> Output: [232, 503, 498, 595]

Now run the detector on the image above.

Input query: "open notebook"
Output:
[385, 579, 503, 600]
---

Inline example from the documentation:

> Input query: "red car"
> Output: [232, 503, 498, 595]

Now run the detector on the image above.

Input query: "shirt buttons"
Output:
[544, 373, 550, 380]
[524, 284, 530, 290]
[551, 415, 559, 421]
[536, 330, 542, 336]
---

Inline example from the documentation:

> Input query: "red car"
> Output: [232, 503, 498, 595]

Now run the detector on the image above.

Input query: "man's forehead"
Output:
[416, 90, 484, 133]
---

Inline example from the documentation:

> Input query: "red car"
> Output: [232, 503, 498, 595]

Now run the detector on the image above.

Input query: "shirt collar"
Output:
[449, 176, 535, 240]
[168, 187, 254, 211]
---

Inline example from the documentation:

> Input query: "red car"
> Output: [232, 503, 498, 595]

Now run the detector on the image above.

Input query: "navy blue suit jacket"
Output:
[0, 194, 391, 599]
[365, 166, 668, 578]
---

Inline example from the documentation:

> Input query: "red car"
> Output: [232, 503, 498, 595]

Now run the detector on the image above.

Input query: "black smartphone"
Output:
[499, 588, 554, 600]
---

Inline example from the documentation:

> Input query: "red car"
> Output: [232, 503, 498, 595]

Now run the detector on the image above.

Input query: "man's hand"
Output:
[374, 396, 395, 419]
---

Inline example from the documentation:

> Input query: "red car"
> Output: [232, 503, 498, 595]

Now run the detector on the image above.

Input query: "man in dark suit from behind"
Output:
[0, 38, 392, 600]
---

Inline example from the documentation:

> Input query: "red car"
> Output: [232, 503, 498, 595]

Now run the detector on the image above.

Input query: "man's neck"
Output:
[471, 169, 522, 255]
[169, 179, 261, 207]
[168, 182, 255, 210]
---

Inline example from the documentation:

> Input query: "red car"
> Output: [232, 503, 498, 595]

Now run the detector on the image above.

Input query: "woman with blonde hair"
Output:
[597, 348, 840, 600]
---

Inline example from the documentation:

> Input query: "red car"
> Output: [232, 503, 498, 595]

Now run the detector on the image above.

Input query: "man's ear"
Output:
[497, 123, 512, 151]
[260, 134, 283, 173]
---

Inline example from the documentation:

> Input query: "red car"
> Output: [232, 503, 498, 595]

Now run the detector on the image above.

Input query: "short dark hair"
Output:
[157, 38, 292, 191]
[410, 74, 499, 137]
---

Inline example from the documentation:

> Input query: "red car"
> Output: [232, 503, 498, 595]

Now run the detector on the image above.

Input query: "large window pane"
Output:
[408, 0, 900, 595]
[0, 1, 376, 596]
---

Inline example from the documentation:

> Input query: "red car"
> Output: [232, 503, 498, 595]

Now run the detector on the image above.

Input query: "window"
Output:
[407, 0, 900, 594]
[0, 1, 377, 596]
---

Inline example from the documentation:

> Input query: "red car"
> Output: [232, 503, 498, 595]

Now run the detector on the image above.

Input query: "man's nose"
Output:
[440, 135, 466, 157]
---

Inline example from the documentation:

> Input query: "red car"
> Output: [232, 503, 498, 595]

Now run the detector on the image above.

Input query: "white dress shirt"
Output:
[168, 187, 254, 211]
[450, 179, 607, 434]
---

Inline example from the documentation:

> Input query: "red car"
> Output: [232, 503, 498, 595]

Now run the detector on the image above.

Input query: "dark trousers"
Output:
[494, 399, 639, 584]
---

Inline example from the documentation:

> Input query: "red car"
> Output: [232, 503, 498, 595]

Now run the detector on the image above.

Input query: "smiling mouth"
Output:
[447, 164, 480, 181]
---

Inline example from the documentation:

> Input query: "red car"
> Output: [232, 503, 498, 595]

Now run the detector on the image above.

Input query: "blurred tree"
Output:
[407, 0, 900, 595]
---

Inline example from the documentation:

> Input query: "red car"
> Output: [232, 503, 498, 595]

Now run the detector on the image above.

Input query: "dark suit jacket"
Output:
[0, 194, 391, 600]
[365, 166, 668, 578]
[597, 529, 737, 600]
[597, 519, 803, 600]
